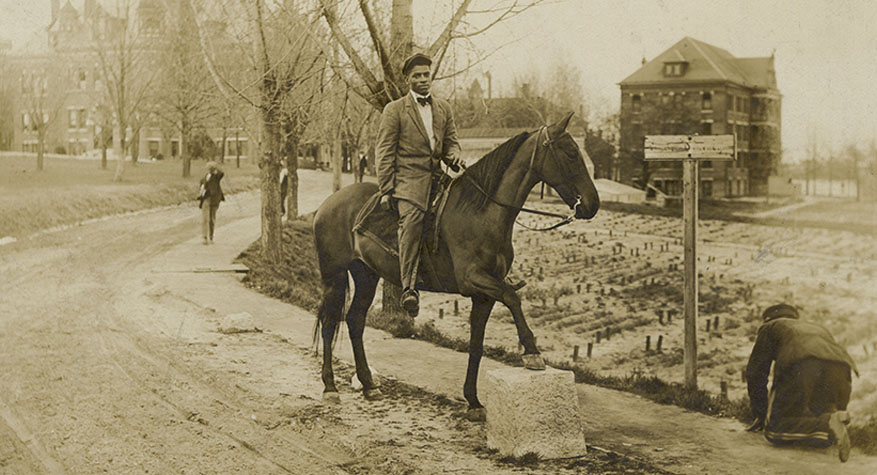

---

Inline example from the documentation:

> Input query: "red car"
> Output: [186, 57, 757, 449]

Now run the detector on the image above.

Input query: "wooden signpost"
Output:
[644, 134, 736, 389]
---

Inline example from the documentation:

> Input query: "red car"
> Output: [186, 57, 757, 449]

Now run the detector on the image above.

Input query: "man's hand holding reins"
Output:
[443, 155, 466, 173]
[380, 193, 397, 212]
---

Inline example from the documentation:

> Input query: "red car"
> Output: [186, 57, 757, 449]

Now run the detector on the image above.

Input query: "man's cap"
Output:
[762, 303, 799, 322]
[402, 53, 432, 76]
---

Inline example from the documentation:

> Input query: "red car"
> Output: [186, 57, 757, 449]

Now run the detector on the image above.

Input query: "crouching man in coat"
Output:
[746, 303, 858, 462]
[375, 52, 464, 317]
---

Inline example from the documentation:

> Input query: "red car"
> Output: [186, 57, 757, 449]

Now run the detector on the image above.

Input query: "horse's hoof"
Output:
[522, 354, 546, 370]
[466, 407, 486, 422]
[322, 391, 341, 405]
[363, 388, 384, 401]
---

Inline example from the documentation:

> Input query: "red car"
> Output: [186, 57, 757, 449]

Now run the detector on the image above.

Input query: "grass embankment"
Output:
[233, 214, 876, 455]
[0, 155, 260, 237]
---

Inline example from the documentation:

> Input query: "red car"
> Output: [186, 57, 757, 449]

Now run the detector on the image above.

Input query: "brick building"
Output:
[618, 37, 781, 197]
[10, 0, 251, 162]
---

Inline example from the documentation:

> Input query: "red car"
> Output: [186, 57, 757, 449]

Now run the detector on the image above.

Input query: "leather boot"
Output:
[401, 289, 419, 318]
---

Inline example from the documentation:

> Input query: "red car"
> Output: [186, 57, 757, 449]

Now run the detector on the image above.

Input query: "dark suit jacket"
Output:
[375, 92, 461, 211]
[199, 170, 225, 207]
[746, 317, 858, 419]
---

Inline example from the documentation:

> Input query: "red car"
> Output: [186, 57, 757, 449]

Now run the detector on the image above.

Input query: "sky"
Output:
[431, 0, 877, 162]
[2, 0, 876, 162]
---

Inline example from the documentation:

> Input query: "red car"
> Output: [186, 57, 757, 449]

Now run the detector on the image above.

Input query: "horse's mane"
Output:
[456, 131, 531, 211]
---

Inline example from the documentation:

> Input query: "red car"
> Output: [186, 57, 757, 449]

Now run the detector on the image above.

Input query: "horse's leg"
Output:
[346, 260, 382, 400]
[318, 273, 347, 404]
[465, 272, 545, 370]
[464, 296, 495, 421]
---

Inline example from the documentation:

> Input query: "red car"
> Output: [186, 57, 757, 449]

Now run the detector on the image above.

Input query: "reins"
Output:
[460, 126, 581, 232]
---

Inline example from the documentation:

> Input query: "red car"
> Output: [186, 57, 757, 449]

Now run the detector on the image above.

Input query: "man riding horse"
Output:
[376, 52, 465, 317]
[312, 52, 599, 414]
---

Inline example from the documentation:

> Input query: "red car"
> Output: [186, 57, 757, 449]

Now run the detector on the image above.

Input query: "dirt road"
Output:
[1, 171, 873, 474]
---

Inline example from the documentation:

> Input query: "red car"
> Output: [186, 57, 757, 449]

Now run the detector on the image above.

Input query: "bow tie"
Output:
[416, 95, 432, 106]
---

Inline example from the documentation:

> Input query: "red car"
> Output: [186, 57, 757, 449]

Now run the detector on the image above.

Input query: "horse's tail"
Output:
[312, 271, 348, 351]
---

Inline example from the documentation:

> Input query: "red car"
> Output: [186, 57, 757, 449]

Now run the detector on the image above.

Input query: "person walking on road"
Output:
[746, 303, 858, 462]
[375, 52, 464, 317]
[198, 161, 225, 244]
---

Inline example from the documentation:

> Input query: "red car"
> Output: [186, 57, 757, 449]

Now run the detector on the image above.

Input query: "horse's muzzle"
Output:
[574, 195, 599, 220]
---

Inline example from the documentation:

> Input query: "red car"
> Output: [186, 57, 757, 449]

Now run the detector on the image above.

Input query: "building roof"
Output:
[595, 179, 646, 196]
[620, 37, 776, 89]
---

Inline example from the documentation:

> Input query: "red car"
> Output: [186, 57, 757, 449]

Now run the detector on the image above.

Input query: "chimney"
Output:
[521, 82, 530, 98]
[641, 56, 647, 66]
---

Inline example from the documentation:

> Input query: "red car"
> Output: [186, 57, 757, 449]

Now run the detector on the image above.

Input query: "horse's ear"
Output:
[552, 111, 574, 131]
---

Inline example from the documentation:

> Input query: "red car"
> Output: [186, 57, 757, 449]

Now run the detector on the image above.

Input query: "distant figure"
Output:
[746, 303, 858, 462]
[198, 161, 224, 244]
[357, 152, 367, 182]
[279, 166, 289, 218]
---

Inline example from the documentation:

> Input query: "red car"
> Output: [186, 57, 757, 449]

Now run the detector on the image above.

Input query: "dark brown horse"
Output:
[312, 113, 599, 419]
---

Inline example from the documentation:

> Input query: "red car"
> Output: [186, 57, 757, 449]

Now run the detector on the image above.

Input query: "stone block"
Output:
[483, 367, 585, 459]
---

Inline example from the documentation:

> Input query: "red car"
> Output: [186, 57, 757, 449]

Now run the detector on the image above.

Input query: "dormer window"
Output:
[663, 62, 687, 77]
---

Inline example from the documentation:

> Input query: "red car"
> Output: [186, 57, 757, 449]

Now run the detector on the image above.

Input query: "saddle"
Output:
[352, 171, 455, 260]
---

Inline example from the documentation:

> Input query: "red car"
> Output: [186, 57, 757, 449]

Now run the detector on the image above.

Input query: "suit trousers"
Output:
[396, 198, 426, 291]
[764, 357, 851, 447]
[202, 203, 219, 241]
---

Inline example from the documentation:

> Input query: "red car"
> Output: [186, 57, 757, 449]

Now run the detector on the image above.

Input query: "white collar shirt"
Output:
[410, 90, 435, 151]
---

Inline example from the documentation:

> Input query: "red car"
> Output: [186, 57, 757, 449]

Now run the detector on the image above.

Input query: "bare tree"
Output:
[189, 0, 326, 263]
[19, 67, 67, 170]
[844, 144, 863, 202]
[341, 93, 376, 183]
[152, 0, 221, 178]
[89, 0, 160, 182]
[0, 49, 14, 152]
[318, 0, 546, 110]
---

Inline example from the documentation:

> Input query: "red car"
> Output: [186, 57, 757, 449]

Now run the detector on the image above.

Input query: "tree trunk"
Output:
[101, 134, 108, 170]
[181, 123, 192, 178]
[390, 0, 415, 69]
[219, 126, 227, 164]
[828, 157, 833, 197]
[182, 136, 192, 178]
[353, 147, 362, 183]
[284, 136, 299, 219]
[112, 121, 126, 182]
[332, 132, 342, 192]
[235, 127, 241, 169]
[854, 154, 860, 202]
[130, 127, 139, 165]
[36, 128, 45, 171]
[259, 106, 283, 264]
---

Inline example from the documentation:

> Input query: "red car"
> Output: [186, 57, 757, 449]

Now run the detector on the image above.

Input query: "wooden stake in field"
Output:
[645, 134, 736, 390]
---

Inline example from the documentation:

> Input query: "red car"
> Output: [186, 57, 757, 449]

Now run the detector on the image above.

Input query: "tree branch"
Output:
[187, 0, 257, 107]
[427, 0, 473, 65]
[318, 0, 384, 104]
[304, 25, 385, 110]
[358, 0, 398, 92]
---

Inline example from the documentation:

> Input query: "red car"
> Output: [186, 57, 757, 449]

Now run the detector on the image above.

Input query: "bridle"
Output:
[462, 126, 583, 232]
